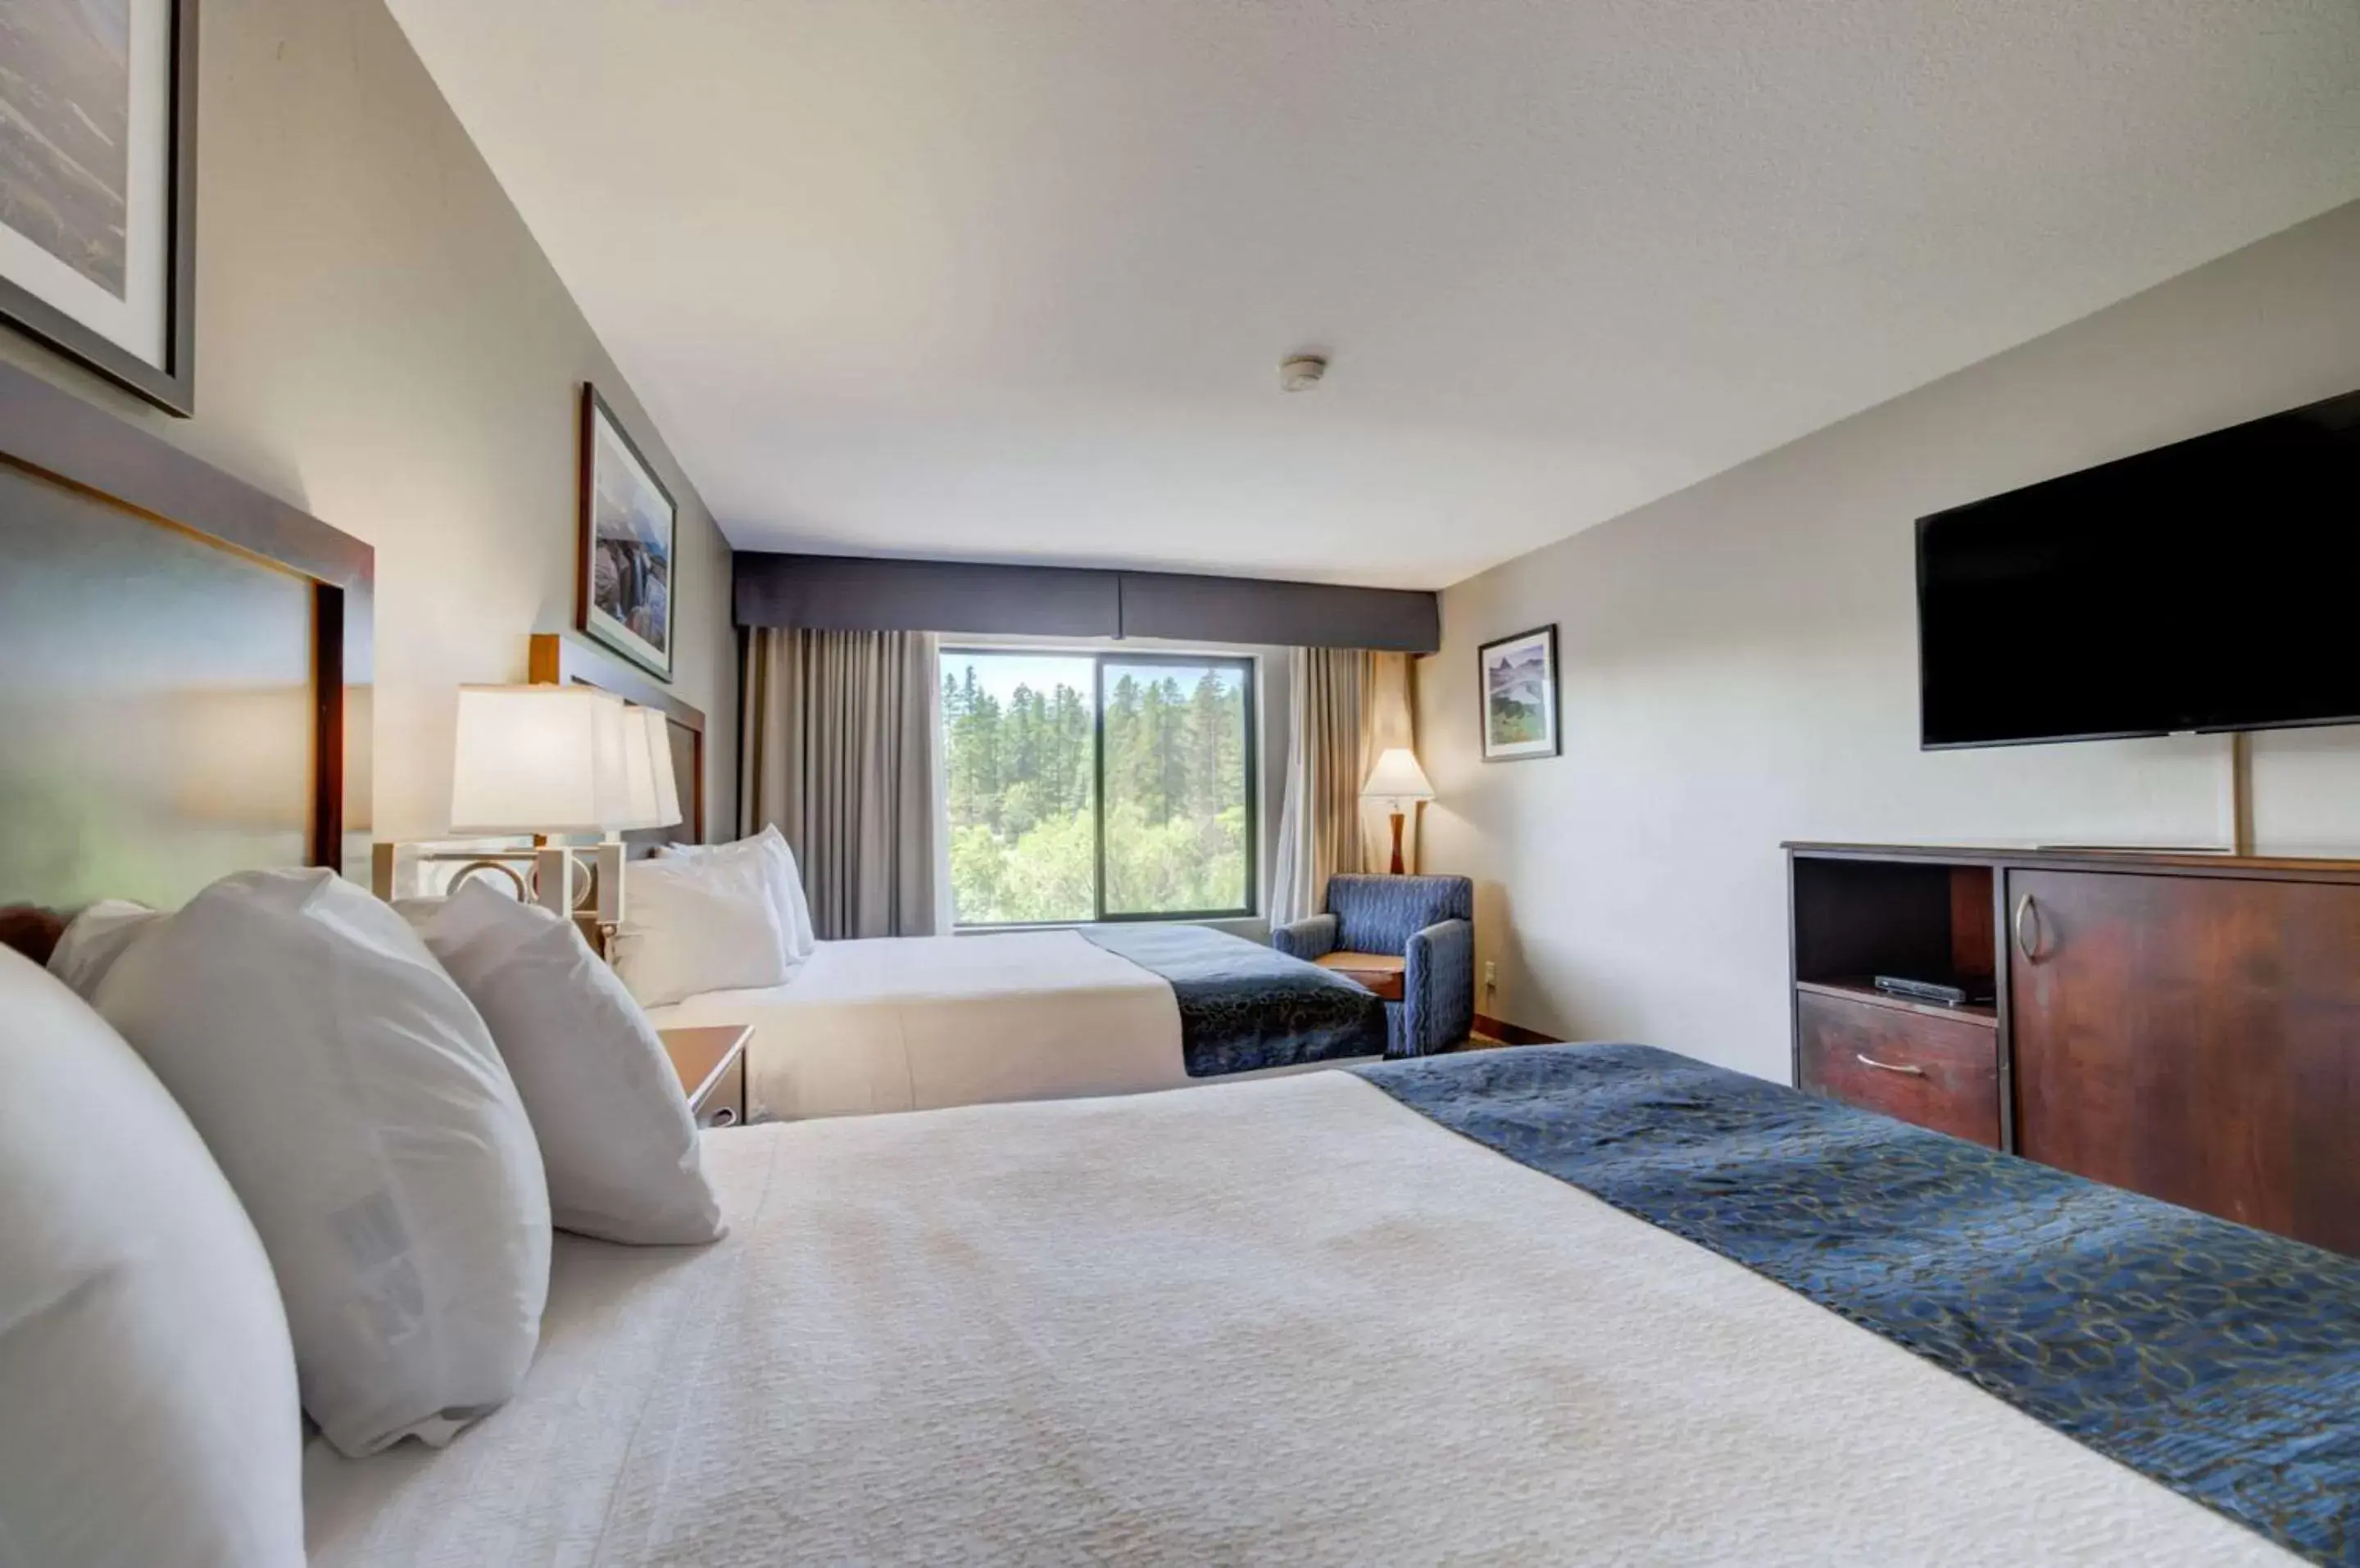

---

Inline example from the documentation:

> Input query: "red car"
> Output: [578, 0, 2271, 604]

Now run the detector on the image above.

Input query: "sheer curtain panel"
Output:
[1269, 648, 1368, 930]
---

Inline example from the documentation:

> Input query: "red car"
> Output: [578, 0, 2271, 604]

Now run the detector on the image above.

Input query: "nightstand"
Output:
[658, 1024, 751, 1129]
[1314, 951, 1405, 1001]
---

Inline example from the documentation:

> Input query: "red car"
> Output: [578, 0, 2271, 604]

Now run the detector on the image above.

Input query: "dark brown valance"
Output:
[733, 551, 1438, 653]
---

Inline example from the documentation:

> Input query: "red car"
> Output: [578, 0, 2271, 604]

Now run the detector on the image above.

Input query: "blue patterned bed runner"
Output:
[1354, 1044, 2360, 1566]
[1078, 923, 1387, 1076]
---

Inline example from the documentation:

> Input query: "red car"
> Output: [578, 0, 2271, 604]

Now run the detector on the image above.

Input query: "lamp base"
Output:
[1388, 810, 1406, 876]
[533, 841, 626, 962]
[532, 845, 580, 918]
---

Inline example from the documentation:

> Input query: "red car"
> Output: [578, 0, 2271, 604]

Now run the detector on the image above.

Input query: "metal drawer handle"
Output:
[2013, 893, 2040, 960]
[1855, 1053, 1926, 1077]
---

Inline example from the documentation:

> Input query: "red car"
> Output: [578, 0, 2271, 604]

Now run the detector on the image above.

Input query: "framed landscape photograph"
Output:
[1478, 624, 1559, 762]
[577, 384, 678, 681]
[0, 0, 197, 415]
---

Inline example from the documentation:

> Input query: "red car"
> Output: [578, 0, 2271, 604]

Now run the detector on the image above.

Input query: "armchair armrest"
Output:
[1271, 913, 1339, 963]
[1402, 917, 1475, 1057]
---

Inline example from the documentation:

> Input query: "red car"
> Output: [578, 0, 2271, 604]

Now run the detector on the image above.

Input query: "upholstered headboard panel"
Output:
[0, 360, 372, 924]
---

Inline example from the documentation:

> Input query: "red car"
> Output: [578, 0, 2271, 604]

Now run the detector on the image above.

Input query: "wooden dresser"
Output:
[1786, 842, 2360, 1256]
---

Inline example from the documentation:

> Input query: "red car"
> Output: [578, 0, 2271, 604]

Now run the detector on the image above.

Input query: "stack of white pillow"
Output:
[0, 866, 729, 1568]
[610, 825, 819, 1008]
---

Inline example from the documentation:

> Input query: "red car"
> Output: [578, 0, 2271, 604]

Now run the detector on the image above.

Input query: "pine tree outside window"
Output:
[942, 650, 1257, 927]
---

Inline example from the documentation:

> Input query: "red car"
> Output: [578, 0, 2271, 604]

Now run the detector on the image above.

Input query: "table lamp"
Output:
[1361, 747, 1435, 876]
[618, 705, 683, 836]
[449, 684, 638, 920]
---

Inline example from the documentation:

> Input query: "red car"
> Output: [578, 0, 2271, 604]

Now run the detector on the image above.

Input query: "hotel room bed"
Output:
[8, 238, 2348, 1568]
[305, 1045, 2357, 1567]
[642, 923, 1388, 1121]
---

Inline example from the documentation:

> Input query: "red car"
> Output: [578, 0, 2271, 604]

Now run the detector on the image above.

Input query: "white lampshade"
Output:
[616, 705, 683, 831]
[448, 685, 635, 836]
[1361, 746, 1435, 802]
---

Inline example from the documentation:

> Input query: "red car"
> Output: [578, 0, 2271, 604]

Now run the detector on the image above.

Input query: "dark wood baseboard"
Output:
[1473, 1013, 1560, 1047]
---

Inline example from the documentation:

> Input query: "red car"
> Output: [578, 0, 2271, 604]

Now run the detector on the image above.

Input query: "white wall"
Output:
[1417, 200, 2360, 1081]
[0, 0, 737, 842]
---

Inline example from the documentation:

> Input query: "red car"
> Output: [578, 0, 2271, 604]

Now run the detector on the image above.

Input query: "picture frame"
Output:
[576, 384, 678, 681]
[0, 0, 198, 415]
[1478, 624, 1560, 762]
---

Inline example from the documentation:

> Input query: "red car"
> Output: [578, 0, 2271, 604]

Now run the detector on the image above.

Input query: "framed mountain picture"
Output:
[576, 384, 677, 680]
[1478, 624, 1559, 761]
[0, 0, 198, 414]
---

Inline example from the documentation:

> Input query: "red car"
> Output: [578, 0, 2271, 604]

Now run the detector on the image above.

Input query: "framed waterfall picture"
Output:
[1478, 624, 1560, 761]
[0, 0, 198, 415]
[576, 384, 678, 680]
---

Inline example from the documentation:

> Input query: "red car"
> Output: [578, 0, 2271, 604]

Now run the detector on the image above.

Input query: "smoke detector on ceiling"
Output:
[1279, 354, 1328, 392]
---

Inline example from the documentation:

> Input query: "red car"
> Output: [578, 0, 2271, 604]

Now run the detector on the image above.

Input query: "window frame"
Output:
[943, 646, 1259, 929]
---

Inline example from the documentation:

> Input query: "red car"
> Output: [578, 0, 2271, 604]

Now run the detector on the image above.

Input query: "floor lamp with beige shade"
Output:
[1361, 747, 1434, 876]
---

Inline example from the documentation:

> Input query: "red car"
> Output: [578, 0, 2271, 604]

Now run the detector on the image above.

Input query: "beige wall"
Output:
[1418, 201, 2360, 1083]
[0, 0, 736, 842]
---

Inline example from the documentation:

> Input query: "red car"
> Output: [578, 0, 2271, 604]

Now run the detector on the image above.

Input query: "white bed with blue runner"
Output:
[1360, 1045, 2359, 1565]
[647, 924, 1385, 1121]
[309, 1042, 2352, 1566]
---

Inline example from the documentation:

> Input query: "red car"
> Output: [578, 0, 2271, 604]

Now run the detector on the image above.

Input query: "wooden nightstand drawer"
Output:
[659, 1025, 751, 1129]
[1795, 988, 1999, 1148]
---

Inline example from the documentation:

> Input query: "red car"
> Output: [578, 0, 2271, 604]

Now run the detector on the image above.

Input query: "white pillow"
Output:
[615, 844, 791, 1007]
[45, 897, 160, 999]
[410, 881, 724, 1244]
[756, 827, 820, 958]
[0, 948, 306, 1566]
[95, 868, 551, 1458]
[665, 826, 816, 959]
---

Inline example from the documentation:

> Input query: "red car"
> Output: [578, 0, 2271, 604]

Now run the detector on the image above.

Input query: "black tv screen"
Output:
[1917, 388, 2360, 749]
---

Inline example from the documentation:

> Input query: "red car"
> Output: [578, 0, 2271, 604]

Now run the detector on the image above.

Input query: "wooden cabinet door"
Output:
[2008, 868, 2360, 1254]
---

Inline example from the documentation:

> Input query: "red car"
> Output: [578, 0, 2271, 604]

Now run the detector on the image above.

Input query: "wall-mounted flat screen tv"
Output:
[1918, 387, 2360, 749]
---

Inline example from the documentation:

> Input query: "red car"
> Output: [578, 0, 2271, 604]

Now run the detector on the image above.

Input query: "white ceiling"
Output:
[388, 1, 2360, 590]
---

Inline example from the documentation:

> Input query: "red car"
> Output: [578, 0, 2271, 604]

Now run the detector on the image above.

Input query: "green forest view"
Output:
[944, 653, 1252, 924]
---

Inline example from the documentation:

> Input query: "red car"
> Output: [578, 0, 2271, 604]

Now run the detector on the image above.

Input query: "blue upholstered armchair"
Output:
[1272, 874, 1475, 1057]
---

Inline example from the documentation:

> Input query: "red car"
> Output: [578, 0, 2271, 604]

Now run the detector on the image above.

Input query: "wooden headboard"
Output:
[0, 358, 372, 938]
[528, 632, 706, 850]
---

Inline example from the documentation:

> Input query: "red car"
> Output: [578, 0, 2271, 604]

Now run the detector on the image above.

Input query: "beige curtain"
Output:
[1269, 648, 1367, 929]
[1358, 651, 1418, 872]
[740, 628, 941, 939]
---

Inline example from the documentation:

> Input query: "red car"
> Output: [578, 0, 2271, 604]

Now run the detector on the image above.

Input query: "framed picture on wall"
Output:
[0, 0, 198, 415]
[576, 384, 678, 681]
[1478, 624, 1560, 761]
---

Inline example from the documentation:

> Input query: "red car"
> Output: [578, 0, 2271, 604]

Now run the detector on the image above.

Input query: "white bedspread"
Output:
[304, 1072, 2286, 1566]
[643, 930, 1188, 1120]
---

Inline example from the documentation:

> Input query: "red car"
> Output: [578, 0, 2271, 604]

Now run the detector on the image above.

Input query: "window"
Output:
[943, 650, 1256, 926]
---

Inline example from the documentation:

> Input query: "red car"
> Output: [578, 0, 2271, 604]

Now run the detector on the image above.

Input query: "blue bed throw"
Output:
[1356, 1044, 2360, 1566]
[1078, 923, 1388, 1076]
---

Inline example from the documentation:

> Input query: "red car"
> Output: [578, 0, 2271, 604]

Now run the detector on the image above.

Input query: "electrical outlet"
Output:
[1483, 960, 1498, 990]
